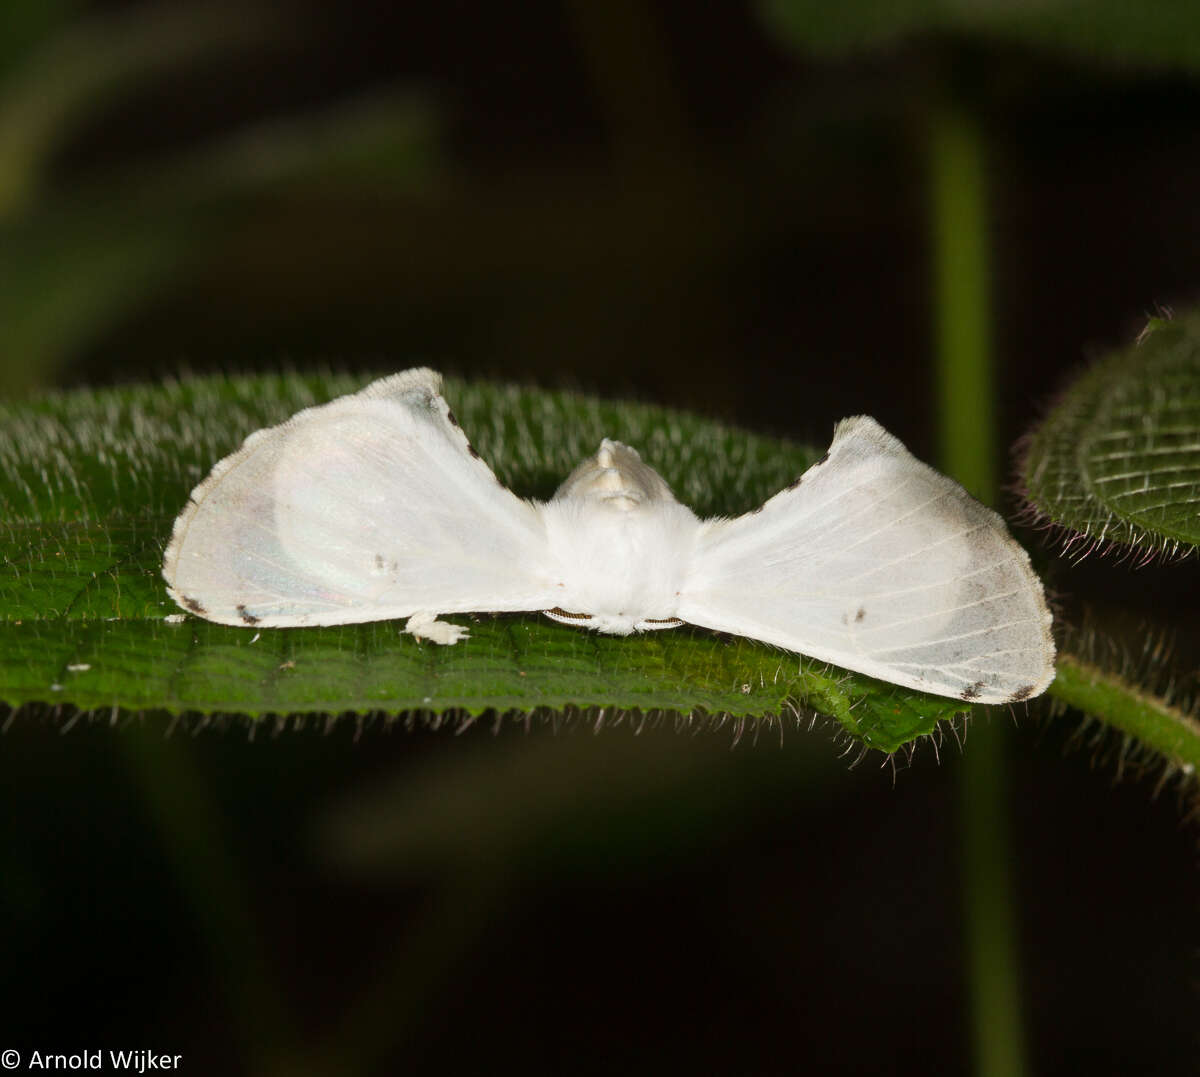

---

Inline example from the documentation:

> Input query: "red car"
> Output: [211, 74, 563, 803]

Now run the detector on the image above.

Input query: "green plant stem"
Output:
[1049, 653, 1200, 776]
[961, 711, 1028, 1077]
[931, 98, 1028, 1077]
[933, 102, 996, 505]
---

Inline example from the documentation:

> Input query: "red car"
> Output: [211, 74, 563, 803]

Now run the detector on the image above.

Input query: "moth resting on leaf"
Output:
[163, 369, 1055, 704]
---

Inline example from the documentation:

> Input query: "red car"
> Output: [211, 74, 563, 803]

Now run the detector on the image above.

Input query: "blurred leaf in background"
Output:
[0, 2, 437, 396]
[760, 0, 1200, 68]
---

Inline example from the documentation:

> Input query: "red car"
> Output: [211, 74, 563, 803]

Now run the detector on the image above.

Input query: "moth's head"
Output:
[551, 439, 678, 511]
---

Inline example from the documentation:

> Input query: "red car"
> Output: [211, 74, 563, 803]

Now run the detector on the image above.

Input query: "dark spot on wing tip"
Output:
[467, 442, 481, 459]
[236, 603, 261, 626]
[855, 607, 866, 623]
[374, 553, 384, 570]
[1009, 684, 1035, 702]
[446, 408, 459, 427]
[817, 450, 831, 466]
[960, 680, 986, 701]
[182, 595, 206, 615]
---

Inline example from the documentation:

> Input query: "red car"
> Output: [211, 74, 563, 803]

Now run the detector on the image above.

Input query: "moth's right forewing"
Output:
[163, 370, 558, 626]
[678, 417, 1055, 703]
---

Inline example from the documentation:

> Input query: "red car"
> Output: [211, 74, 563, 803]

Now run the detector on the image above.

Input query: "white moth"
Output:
[163, 368, 1055, 704]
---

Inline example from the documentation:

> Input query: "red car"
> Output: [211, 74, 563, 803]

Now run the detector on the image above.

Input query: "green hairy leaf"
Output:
[1021, 315, 1200, 559]
[0, 373, 970, 753]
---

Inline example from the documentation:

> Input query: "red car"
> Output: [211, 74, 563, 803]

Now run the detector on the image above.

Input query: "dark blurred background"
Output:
[3, 1, 1199, 1074]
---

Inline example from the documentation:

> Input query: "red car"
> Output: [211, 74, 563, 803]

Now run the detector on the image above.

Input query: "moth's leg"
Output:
[404, 611, 470, 645]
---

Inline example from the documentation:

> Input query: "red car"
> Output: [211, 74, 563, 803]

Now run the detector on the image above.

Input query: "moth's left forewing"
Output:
[678, 417, 1055, 703]
[164, 369, 557, 626]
